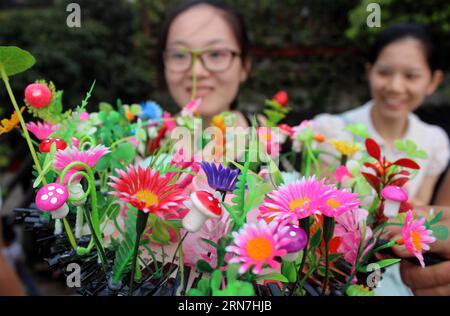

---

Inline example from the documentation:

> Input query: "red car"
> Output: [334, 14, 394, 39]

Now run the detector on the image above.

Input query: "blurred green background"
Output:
[1, 0, 450, 124]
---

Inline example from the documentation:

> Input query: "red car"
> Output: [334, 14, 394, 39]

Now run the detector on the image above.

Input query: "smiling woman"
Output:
[315, 23, 450, 297]
[157, 0, 252, 128]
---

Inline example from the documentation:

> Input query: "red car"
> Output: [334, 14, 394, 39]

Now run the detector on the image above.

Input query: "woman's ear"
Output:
[427, 69, 444, 96]
[240, 58, 252, 83]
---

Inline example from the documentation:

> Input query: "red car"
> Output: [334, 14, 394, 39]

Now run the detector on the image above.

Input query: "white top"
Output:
[316, 101, 450, 198]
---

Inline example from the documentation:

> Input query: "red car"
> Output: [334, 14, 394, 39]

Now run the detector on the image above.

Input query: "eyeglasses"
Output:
[164, 47, 241, 73]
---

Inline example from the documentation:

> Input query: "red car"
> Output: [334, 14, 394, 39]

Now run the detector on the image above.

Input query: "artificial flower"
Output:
[200, 161, 240, 193]
[400, 210, 436, 268]
[140, 100, 163, 120]
[109, 165, 186, 219]
[334, 208, 375, 269]
[26, 120, 59, 140]
[319, 188, 360, 218]
[0, 107, 24, 135]
[292, 120, 315, 142]
[259, 177, 331, 222]
[54, 145, 110, 183]
[258, 127, 281, 158]
[226, 220, 290, 274]
[328, 139, 361, 157]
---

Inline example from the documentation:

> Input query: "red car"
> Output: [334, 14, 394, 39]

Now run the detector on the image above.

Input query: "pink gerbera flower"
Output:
[319, 188, 360, 218]
[54, 145, 110, 183]
[109, 165, 186, 219]
[400, 210, 436, 268]
[26, 121, 59, 140]
[226, 220, 290, 274]
[335, 209, 376, 272]
[259, 177, 331, 222]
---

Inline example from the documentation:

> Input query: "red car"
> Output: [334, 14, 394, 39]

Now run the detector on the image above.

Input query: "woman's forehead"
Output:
[166, 5, 239, 49]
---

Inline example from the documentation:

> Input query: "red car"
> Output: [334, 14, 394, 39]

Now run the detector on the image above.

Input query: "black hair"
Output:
[369, 23, 441, 73]
[157, 0, 251, 110]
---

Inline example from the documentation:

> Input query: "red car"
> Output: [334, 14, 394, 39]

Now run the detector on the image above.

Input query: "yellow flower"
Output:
[212, 114, 226, 134]
[329, 139, 361, 157]
[0, 107, 24, 135]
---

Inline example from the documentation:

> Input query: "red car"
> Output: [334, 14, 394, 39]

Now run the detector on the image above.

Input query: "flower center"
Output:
[135, 190, 159, 208]
[290, 197, 310, 211]
[246, 237, 273, 261]
[326, 198, 341, 209]
[411, 231, 422, 251]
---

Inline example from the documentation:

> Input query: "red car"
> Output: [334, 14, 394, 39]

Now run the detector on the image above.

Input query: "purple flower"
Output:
[200, 162, 240, 193]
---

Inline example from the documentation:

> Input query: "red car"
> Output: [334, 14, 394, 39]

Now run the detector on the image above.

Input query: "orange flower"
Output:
[0, 107, 25, 135]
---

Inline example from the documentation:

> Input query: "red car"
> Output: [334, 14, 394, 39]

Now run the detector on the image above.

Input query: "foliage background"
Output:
[1, 0, 450, 127]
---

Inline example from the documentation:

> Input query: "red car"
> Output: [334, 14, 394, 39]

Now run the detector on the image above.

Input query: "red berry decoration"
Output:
[273, 90, 288, 107]
[39, 138, 67, 153]
[25, 83, 52, 108]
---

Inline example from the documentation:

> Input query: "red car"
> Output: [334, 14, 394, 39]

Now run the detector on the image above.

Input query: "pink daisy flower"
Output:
[26, 121, 59, 140]
[334, 209, 376, 271]
[319, 188, 360, 218]
[54, 145, 110, 183]
[226, 220, 290, 274]
[109, 165, 186, 219]
[401, 210, 436, 268]
[259, 177, 331, 222]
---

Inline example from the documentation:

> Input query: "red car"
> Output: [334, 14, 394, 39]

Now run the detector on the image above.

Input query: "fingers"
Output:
[413, 285, 450, 296]
[400, 260, 450, 289]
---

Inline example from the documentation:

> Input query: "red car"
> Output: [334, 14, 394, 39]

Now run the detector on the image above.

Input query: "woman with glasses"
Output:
[157, 0, 253, 128]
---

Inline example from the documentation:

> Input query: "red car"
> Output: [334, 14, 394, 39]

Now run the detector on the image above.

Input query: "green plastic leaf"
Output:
[151, 221, 171, 244]
[244, 174, 272, 213]
[358, 258, 401, 272]
[112, 142, 136, 163]
[187, 278, 211, 296]
[431, 226, 449, 240]
[373, 240, 397, 253]
[267, 154, 284, 187]
[99, 102, 113, 113]
[210, 270, 223, 292]
[0, 46, 35, 76]
[428, 211, 443, 226]
[345, 123, 370, 138]
[309, 226, 322, 248]
[112, 207, 138, 283]
[255, 272, 288, 283]
[196, 260, 214, 274]
[281, 261, 297, 283]
[94, 154, 111, 172]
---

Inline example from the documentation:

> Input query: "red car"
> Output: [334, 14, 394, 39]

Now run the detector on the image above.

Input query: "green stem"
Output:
[294, 217, 310, 294]
[322, 216, 335, 295]
[340, 154, 348, 167]
[191, 52, 198, 100]
[129, 211, 149, 296]
[0, 66, 46, 184]
[305, 141, 320, 177]
[62, 217, 78, 250]
[60, 162, 108, 270]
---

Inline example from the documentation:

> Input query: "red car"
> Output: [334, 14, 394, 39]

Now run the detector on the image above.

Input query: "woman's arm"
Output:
[435, 170, 450, 206]
[0, 223, 25, 296]
[411, 174, 441, 206]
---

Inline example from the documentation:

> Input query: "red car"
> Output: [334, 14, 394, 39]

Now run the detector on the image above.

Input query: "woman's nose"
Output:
[192, 56, 210, 78]
[387, 74, 406, 93]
